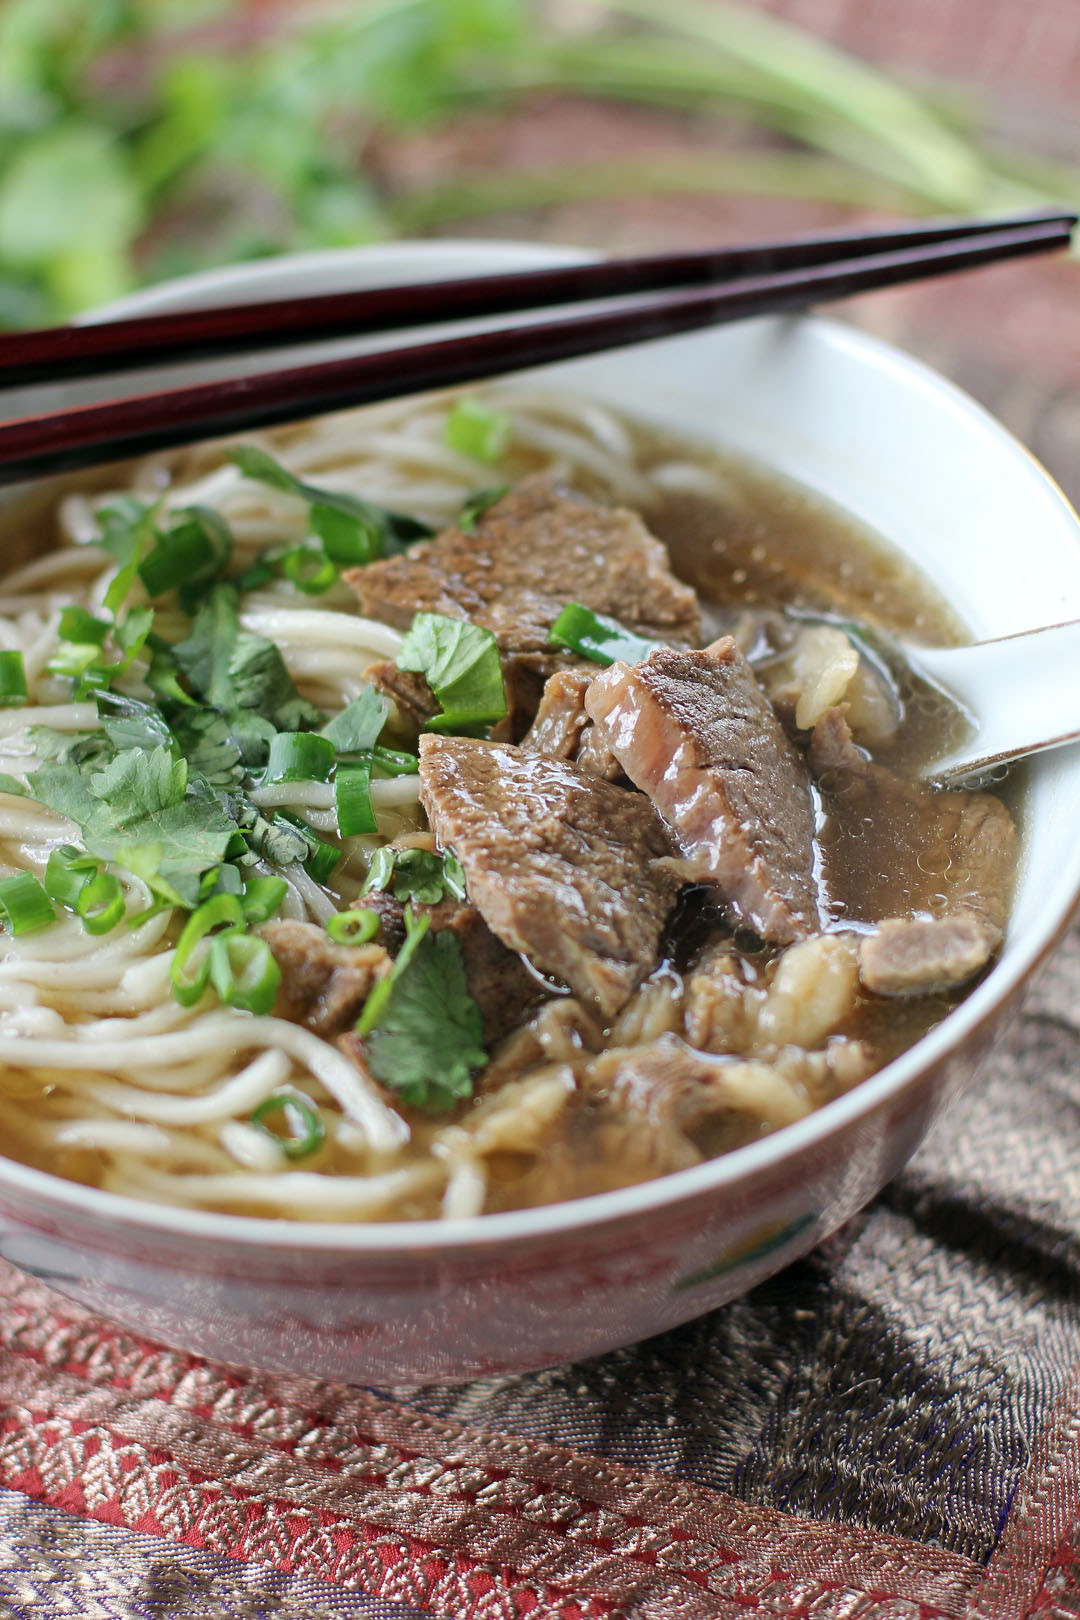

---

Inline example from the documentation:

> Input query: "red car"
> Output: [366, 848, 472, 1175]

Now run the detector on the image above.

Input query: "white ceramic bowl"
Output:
[1, 241, 1079, 1384]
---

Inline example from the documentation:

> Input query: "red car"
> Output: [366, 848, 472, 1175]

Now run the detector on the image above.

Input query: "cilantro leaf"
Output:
[170, 583, 322, 761]
[363, 927, 487, 1111]
[97, 691, 176, 754]
[95, 497, 158, 615]
[227, 445, 432, 565]
[360, 845, 467, 906]
[29, 745, 237, 908]
[396, 611, 507, 733]
[320, 685, 388, 754]
[139, 505, 233, 602]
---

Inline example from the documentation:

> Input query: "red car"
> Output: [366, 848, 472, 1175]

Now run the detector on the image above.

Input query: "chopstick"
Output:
[0, 207, 1072, 390]
[0, 211, 1073, 488]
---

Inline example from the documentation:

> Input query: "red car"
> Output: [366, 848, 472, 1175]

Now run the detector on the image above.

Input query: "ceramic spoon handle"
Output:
[912, 618, 1080, 780]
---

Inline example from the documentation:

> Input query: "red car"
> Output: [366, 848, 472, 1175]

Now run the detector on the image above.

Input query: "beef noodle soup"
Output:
[0, 389, 1016, 1220]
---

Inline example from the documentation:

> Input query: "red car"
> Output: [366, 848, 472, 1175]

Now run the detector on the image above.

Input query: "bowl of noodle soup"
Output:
[0, 240, 1078, 1382]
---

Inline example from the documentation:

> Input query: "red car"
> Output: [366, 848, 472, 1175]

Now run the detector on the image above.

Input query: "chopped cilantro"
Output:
[170, 583, 321, 768]
[97, 691, 176, 755]
[363, 924, 487, 1111]
[360, 845, 467, 906]
[227, 445, 433, 566]
[95, 497, 158, 614]
[320, 685, 389, 754]
[396, 611, 507, 734]
[139, 505, 233, 601]
[29, 745, 237, 909]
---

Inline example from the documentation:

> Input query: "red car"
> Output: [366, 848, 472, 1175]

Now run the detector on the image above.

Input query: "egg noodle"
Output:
[0, 388, 751, 1221]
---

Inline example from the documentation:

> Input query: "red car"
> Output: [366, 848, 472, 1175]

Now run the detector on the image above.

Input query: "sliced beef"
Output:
[418, 734, 681, 1017]
[809, 707, 1018, 934]
[585, 638, 820, 943]
[347, 480, 701, 695]
[364, 661, 440, 737]
[260, 920, 391, 1037]
[859, 914, 1001, 997]
[360, 890, 546, 1042]
[520, 668, 620, 780]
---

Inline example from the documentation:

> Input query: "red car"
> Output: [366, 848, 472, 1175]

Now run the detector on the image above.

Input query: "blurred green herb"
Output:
[0, 0, 1072, 329]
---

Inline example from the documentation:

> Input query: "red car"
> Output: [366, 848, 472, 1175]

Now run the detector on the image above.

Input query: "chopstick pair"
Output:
[0, 208, 1073, 488]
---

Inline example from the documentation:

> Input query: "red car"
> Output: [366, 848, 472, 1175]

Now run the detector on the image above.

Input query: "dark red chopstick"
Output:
[0, 214, 1073, 488]
[0, 208, 1074, 391]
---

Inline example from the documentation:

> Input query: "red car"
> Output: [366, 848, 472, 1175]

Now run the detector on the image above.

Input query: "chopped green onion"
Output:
[208, 931, 280, 1016]
[356, 905, 430, 1036]
[547, 603, 662, 667]
[0, 651, 28, 708]
[170, 892, 245, 1007]
[57, 607, 108, 646]
[309, 505, 381, 567]
[76, 869, 125, 934]
[233, 555, 278, 593]
[47, 639, 105, 682]
[304, 839, 341, 886]
[361, 846, 396, 895]
[275, 813, 340, 884]
[327, 907, 379, 945]
[44, 844, 99, 909]
[335, 759, 376, 838]
[371, 745, 419, 776]
[250, 1089, 325, 1159]
[279, 543, 338, 595]
[139, 507, 233, 599]
[444, 397, 512, 464]
[241, 874, 288, 924]
[261, 731, 335, 786]
[0, 872, 54, 936]
[458, 486, 508, 534]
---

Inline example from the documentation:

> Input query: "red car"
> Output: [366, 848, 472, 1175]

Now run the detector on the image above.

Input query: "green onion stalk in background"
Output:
[0, 0, 1075, 329]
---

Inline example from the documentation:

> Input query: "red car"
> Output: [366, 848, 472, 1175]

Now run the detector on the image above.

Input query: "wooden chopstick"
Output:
[0, 208, 1073, 391]
[0, 213, 1073, 488]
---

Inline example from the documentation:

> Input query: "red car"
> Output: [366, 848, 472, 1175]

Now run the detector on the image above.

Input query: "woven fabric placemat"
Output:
[0, 918, 1075, 1617]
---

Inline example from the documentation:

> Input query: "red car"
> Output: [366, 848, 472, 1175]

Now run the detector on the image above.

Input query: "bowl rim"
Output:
[3, 236, 1079, 1255]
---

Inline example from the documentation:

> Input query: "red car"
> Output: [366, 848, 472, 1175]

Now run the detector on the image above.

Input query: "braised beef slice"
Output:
[260, 920, 391, 1037]
[347, 480, 701, 706]
[858, 914, 1001, 997]
[520, 668, 620, 780]
[809, 707, 1017, 933]
[362, 890, 545, 1042]
[585, 638, 820, 944]
[418, 734, 681, 1018]
[364, 661, 440, 736]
